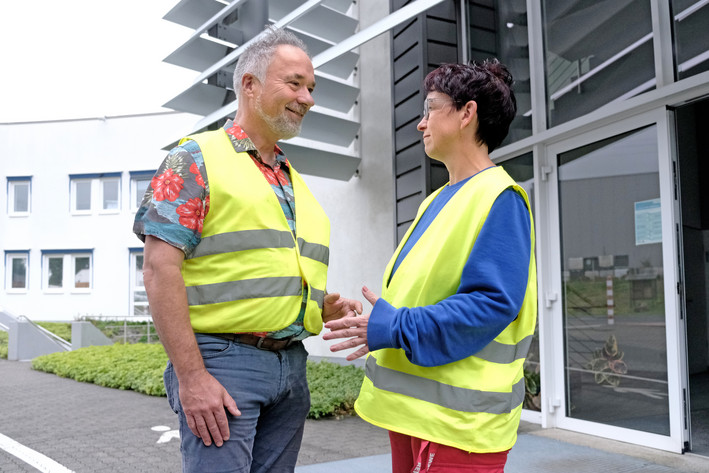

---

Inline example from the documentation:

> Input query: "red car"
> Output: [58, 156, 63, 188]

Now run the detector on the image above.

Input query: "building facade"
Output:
[2, 0, 709, 459]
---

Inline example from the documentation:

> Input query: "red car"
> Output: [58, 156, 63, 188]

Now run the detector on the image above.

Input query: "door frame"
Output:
[537, 107, 689, 452]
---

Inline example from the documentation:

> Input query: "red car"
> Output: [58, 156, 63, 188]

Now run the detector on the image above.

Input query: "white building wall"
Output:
[1, 0, 396, 360]
[0, 112, 199, 320]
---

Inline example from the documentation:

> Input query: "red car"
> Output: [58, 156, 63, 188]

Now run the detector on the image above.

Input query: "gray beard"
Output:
[255, 98, 302, 140]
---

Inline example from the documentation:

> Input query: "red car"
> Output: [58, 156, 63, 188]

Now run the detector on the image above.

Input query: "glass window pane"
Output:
[102, 179, 119, 210]
[466, 1, 532, 146]
[558, 125, 669, 435]
[134, 178, 151, 208]
[48, 257, 63, 288]
[11, 256, 27, 289]
[671, 0, 709, 80]
[134, 303, 150, 316]
[500, 152, 540, 410]
[542, 0, 655, 127]
[75, 180, 91, 211]
[135, 254, 144, 287]
[13, 183, 29, 213]
[74, 256, 91, 288]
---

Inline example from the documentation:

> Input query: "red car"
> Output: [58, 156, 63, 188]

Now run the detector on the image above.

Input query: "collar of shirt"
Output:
[223, 119, 289, 168]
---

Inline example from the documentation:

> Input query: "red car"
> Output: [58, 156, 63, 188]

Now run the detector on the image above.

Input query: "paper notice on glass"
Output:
[634, 198, 662, 245]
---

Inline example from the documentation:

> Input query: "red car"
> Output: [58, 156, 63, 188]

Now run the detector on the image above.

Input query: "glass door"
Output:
[545, 111, 688, 451]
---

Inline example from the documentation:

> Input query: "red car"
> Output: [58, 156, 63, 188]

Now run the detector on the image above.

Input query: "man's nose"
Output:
[299, 89, 315, 109]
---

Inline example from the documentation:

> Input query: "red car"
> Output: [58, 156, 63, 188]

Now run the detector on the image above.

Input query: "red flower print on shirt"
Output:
[254, 159, 280, 186]
[227, 125, 249, 140]
[152, 169, 184, 202]
[190, 163, 205, 188]
[176, 197, 205, 233]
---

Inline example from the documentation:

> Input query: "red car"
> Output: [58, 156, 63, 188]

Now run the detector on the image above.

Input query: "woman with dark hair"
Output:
[325, 60, 537, 473]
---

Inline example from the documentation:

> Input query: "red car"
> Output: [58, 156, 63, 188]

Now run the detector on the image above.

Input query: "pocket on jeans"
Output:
[196, 336, 231, 359]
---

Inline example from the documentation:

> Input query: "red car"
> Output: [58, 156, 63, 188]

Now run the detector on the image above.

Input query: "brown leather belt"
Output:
[205, 333, 297, 351]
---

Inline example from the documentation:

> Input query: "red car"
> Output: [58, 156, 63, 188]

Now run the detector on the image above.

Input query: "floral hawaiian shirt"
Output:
[133, 120, 312, 340]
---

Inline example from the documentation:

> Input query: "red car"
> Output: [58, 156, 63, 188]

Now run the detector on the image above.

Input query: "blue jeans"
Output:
[164, 334, 311, 473]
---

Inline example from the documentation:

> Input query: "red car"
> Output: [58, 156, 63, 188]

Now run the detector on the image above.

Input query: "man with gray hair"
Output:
[134, 26, 361, 472]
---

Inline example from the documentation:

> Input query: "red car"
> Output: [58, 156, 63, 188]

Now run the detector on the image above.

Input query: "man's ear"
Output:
[460, 100, 478, 129]
[241, 73, 258, 97]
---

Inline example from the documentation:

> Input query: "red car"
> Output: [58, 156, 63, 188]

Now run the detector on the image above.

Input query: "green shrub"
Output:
[306, 360, 364, 419]
[32, 344, 168, 396]
[0, 331, 8, 359]
[31, 344, 366, 418]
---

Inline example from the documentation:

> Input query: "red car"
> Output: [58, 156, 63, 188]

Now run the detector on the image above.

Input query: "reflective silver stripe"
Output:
[365, 355, 525, 414]
[310, 287, 325, 308]
[473, 335, 534, 364]
[297, 238, 329, 265]
[188, 230, 295, 259]
[186, 276, 302, 306]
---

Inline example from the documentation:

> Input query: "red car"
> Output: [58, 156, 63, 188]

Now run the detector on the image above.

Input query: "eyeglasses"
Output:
[422, 98, 455, 120]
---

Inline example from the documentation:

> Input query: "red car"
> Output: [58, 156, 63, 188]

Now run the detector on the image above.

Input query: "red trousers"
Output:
[389, 431, 509, 473]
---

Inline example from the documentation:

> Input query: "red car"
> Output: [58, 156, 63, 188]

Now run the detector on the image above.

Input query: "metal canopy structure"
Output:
[161, 0, 446, 180]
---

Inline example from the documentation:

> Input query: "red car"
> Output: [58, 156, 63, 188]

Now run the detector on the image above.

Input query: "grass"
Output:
[31, 343, 365, 418]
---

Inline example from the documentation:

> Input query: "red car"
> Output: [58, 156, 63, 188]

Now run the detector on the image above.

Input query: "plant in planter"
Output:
[586, 334, 628, 387]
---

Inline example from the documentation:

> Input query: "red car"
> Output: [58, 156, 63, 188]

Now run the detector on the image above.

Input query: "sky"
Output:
[0, 0, 198, 123]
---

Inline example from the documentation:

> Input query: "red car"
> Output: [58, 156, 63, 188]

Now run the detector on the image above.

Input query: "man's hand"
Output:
[321, 292, 363, 324]
[323, 286, 379, 361]
[178, 370, 241, 447]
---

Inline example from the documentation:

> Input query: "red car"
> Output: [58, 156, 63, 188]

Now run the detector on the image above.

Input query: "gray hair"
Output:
[232, 26, 309, 95]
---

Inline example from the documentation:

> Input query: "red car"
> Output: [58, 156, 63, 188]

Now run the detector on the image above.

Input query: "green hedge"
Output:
[31, 344, 365, 418]
[32, 344, 167, 396]
[0, 331, 8, 359]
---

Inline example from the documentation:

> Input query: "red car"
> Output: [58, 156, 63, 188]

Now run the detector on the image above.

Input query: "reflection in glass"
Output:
[135, 255, 144, 287]
[75, 180, 91, 211]
[48, 257, 63, 289]
[671, 0, 709, 80]
[558, 125, 669, 435]
[135, 178, 151, 208]
[542, 0, 655, 127]
[74, 256, 90, 288]
[466, 1, 532, 146]
[133, 254, 150, 316]
[13, 183, 29, 212]
[103, 179, 119, 210]
[11, 257, 27, 289]
[500, 152, 540, 411]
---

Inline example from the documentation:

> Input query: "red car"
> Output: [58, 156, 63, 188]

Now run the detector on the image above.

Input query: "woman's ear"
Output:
[460, 100, 477, 129]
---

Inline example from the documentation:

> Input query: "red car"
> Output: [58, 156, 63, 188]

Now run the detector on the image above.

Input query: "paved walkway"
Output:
[1, 359, 708, 472]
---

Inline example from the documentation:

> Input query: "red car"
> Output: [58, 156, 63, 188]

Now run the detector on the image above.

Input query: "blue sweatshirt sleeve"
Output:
[367, 189, 532, 367]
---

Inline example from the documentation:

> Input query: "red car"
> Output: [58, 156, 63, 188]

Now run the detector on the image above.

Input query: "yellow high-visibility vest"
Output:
[355, 166, 537, 453]
[178, 128, 330, 334]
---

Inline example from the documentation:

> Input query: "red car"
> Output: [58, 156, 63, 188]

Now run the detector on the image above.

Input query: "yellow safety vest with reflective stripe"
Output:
[355, 166, 537, 453]
[178, 128, 330, 334]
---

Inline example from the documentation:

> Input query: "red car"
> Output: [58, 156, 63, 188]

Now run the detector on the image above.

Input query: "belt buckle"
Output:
[255, 336, 267, 350]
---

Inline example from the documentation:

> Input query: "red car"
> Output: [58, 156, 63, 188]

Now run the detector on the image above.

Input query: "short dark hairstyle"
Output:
[423, 59, 517, 153]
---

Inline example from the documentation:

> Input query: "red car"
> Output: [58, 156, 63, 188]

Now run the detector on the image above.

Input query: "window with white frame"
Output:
[42, 250, 93, 292]
[130, 170, 156, 211]
[130, 249, 150, 315]
[101, 177, 120, 210]
[70, 173, 121, 214]
[7, 176, 31, 216]
[5, 251, 29, 291]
